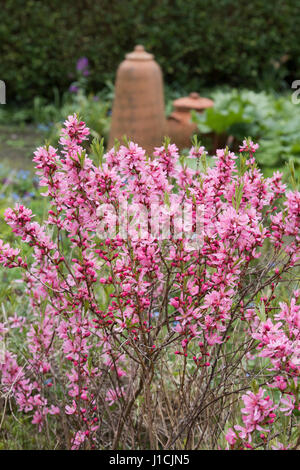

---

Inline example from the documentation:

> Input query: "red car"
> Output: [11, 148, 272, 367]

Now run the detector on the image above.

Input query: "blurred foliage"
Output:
[0, 414, 55, 450]
[0, 163, 48, 289]
[192, 89, 300, 181]
[40, 90, 111, 146]
[0, 87, 112, 147]
[0, 0, 299, 104]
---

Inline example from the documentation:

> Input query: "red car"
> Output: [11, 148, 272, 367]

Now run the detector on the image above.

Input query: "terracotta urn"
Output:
[108, 45, 165, 154]
[166, 92, 214, 150]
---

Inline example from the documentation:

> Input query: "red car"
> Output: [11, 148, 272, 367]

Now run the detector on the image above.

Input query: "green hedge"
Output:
[1, 0, 300, 103]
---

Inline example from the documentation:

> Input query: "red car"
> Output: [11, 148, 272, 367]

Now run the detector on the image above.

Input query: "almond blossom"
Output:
[0, 114, 299, 450]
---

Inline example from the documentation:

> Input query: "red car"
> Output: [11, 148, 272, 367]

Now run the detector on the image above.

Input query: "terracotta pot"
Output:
[166, 92, 214, 150]
[108, 45, 165, 154]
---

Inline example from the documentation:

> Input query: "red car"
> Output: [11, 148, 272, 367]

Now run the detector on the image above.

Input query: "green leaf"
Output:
[251, 379, 259, 394]
[257, 302, 266, 322]
[91, 137, 105, 167]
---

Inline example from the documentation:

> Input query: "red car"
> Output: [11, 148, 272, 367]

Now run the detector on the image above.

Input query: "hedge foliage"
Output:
[1, 0, 300, 103]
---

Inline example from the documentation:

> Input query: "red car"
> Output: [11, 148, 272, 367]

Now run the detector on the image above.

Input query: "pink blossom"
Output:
[105, 387, 124, 406]
[279, 395, 296, 416]
[65, 400, 77, 415]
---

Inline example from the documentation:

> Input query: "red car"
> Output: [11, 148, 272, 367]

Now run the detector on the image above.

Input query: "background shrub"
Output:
[1, 0, 300, 103]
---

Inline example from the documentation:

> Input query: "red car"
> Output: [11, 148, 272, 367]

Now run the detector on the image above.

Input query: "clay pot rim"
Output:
[173, 92, 214, 111]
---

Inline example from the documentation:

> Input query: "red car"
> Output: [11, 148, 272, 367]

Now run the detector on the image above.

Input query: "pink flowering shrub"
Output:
[0, 115, 299, 450]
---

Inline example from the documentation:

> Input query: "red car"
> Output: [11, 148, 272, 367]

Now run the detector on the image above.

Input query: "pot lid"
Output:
[125, 45, 154, 61]
[173, 92, 214, 110]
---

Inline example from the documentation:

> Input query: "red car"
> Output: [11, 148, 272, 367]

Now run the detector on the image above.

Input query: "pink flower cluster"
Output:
[226, 388, 277, 448]
[0, 114, 299, 450]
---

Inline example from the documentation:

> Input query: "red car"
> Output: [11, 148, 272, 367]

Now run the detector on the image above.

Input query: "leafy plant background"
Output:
[1, 0, 299, 103]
